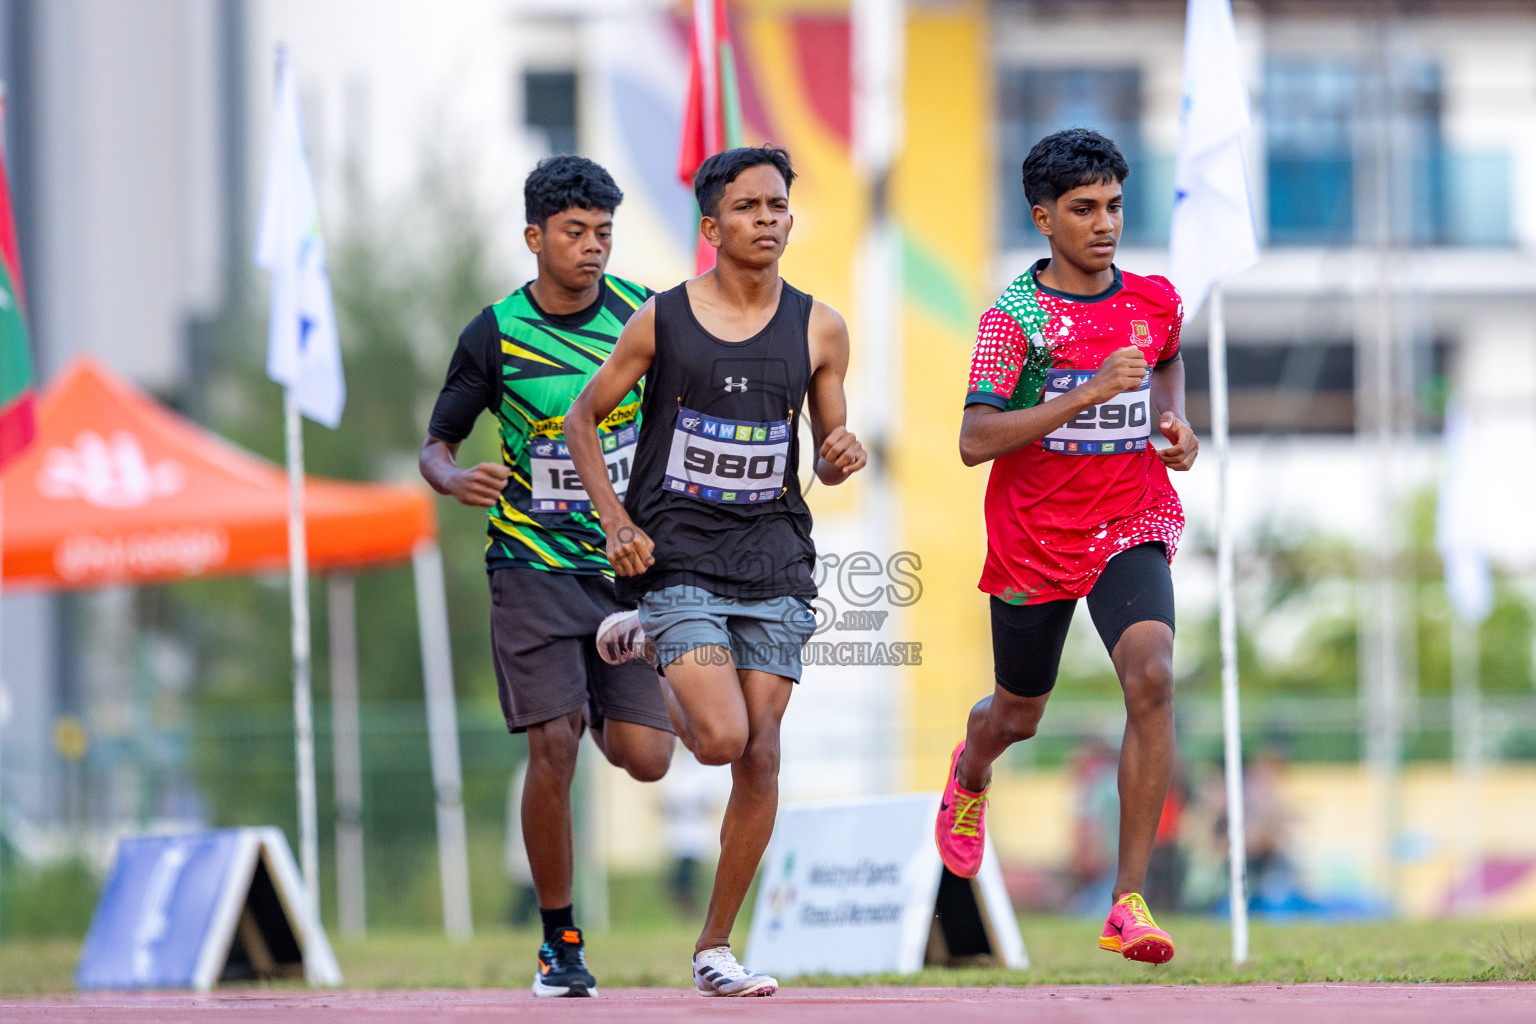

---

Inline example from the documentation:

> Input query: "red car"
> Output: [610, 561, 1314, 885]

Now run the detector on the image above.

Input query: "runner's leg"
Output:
[522, 708, 584, 908]
[658, 674, 700, 751]
[591, 719, 672, 782]
[583, 578, 676, 782]
[1108, 619, 1175, 899]
[658, 646, 750, 766]
[1082, 543, 1178, 901]
[491, 570, 608, 992]
[954, 597, 1075, 791]
[659, 649, 792, 952]
[700, 668, 791, 953]
[955, 687, 1051, 792]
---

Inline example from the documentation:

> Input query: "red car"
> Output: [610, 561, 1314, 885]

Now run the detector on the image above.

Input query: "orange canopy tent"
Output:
[0, 358, 471, 938]
[0, 358, 435, 589]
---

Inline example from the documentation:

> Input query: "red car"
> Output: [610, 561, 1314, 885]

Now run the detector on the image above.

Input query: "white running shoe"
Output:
[595, 609, 652, 666]
[691, 946, 778, 997]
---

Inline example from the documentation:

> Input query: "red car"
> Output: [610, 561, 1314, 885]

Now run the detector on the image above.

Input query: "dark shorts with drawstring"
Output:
[490, 568, 672, 734]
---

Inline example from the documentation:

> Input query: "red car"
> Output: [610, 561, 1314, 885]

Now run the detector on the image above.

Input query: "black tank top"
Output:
[616, 279, 817, 602]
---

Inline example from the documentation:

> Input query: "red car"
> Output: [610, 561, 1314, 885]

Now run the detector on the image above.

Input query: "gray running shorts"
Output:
[637, 584, 817, 682]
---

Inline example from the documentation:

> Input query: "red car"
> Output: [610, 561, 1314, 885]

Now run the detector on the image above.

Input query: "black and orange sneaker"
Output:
[533, 927, 598, 997]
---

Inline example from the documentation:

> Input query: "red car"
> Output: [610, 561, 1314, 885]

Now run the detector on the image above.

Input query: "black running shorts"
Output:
[489, 567, 673, 734]
[990, 542, 1175, 698]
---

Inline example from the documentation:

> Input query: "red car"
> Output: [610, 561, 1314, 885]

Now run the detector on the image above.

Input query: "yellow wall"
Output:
[893, 2, 995, 788]
[738, 6, 865, 522]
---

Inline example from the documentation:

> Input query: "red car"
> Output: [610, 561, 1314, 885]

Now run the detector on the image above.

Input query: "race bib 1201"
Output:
[1040, 369, 1152, 455]
[663, 406, 790, 504]
[530, 423, 636, 512]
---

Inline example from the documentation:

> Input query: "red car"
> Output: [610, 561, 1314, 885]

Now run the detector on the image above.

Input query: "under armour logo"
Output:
[723, 377, 749, 392]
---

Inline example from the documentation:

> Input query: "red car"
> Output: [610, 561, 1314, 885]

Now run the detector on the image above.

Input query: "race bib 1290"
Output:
[530, 423, 636, 512]
[663, 405, 790, 504]
[1040, 369, 1152, 455]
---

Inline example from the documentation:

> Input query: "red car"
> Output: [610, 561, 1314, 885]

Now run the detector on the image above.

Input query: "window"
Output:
[1182, 341, 1357, 435]
[1265, 59, 1502, 247]
[996, 69, 1159, 248]
[1399, 62, 1446, 245]
[1264, 59, 1358, 245]
[1181, 339, 1449, 435]
[523, 70, 577, 155]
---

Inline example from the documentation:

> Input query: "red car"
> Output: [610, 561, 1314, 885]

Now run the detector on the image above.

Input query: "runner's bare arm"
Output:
[806, 300, 867, 485]
[565, 298, 658, 576]
[959, 346, 1148, 466]
[419, 436, 509, 508]
[1151, 354, 1198, 471]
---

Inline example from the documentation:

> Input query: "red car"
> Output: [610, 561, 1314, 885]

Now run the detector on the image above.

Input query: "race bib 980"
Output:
[663, 405, 790, 504]
[1041, 369, 1152, 455]
[530, 423, 636, 512]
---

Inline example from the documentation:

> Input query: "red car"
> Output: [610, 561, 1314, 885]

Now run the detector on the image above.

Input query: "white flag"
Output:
[255, 48, 345, 429]
[1169, 0, 1259, 319]
[1437, 401, 1493, 625]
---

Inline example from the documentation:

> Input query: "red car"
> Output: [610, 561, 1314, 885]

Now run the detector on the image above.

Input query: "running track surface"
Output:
[5, 984, 1534, 1022]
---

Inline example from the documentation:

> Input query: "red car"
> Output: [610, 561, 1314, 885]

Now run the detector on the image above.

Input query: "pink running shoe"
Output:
[934, 741, 989, 878]
[1099, 892, 1175, 964]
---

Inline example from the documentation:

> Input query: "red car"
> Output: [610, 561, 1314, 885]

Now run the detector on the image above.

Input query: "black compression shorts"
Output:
[990, 542, 1175, 698]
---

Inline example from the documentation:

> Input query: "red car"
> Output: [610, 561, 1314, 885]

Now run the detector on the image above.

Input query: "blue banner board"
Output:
[75, 827, 341, 991]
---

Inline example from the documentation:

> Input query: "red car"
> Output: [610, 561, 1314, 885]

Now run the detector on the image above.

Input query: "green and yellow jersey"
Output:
[428, 275, 650, 575]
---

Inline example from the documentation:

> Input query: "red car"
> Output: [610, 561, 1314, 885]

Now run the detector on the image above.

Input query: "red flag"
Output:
[0, 92, 36, 467]
[678, 0, 744, 273]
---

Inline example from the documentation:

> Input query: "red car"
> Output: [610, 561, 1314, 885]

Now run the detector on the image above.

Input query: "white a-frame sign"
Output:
[746, 793, 1028, 977]
[77, 827, 342, 990]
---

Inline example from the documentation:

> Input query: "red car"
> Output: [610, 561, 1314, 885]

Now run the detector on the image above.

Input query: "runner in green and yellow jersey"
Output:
[419, 156, 673, 998]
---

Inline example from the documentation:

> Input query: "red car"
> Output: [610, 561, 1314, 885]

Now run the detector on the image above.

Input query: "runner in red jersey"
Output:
[969, 265, 1184, 604]
[934, 129, 1199, 965]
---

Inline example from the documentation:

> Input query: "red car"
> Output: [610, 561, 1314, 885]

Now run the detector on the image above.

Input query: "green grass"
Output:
[7, 918, 1535, 996]
[0, 860, 102, 939]
[0, 938, 82, 995]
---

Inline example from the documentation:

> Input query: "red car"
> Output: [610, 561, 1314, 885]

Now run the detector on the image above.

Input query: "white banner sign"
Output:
[745, 793, 1026, 977]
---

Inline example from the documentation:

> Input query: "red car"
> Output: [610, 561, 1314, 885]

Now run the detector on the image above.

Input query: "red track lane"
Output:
[4, 984, 1534, 1023]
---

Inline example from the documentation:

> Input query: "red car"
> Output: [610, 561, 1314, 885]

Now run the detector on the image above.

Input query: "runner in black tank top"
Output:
[617, 279, 817, 604]
[565, 146, 867, 996]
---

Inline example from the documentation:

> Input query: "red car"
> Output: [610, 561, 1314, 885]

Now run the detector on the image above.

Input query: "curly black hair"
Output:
[524, 155, 624, 226]
[1020, 128, 1130, 208]
[693, 145, 796, 219]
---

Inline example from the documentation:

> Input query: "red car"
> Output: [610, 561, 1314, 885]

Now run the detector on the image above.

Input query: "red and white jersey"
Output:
[964, 260, 1185, 604]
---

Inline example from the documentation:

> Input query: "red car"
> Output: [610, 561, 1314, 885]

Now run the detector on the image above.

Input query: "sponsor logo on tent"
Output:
[38, 431, 185, 509]
[55, 527, 230, 583]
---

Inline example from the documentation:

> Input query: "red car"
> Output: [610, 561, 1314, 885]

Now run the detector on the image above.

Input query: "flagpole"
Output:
[853, 0, 904, 791]
[1208, 286, 1249, 962]
[328, 571, 366, 937]
[284, 387, 321, 929]
[1450, 608, 1482, 913]
[697, 0, 718, 156]
[1439, 400, 1489, 915]
[0, 79, 36, 943]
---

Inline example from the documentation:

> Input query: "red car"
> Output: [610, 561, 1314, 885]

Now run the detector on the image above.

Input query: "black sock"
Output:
[540, 904, 576, 942]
